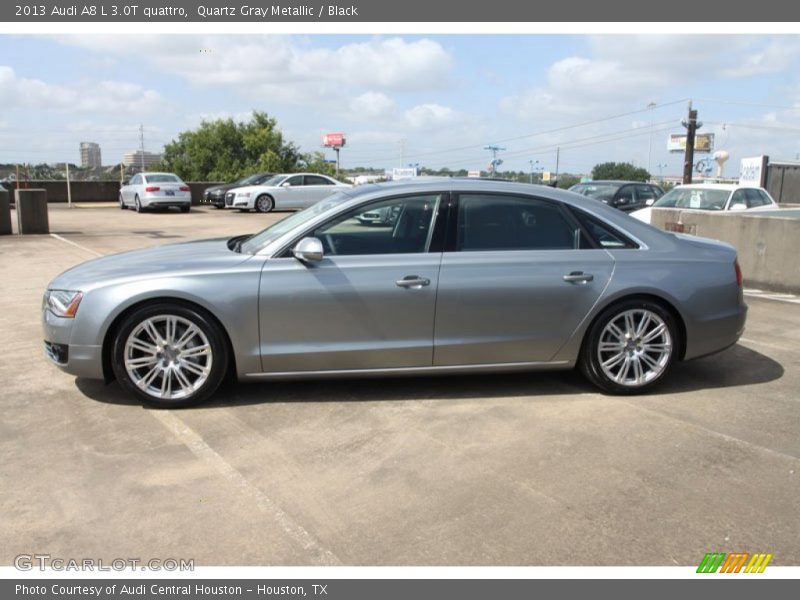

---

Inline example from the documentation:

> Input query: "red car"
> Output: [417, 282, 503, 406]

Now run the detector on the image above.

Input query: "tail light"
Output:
[145, 186, 160, 192]
[735, 259, 743, 287]
[180, 186, 190, 192]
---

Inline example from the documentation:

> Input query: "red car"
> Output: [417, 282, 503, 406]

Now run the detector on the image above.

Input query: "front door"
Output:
[258, 193, 446, 372]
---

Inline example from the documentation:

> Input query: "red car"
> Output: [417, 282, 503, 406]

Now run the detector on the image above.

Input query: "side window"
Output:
[573, 210, 638, 249]
[457, 194, 578, 251]
[312, 195, 442, 256]
[636, 185, 656, 201]
[758, 190, 775, 206]
[652, 186, 665, 198]
[745, 188, 769, 208]
[305, 175, 333, 186]
[729, 190, 747, 209]
[616, 186, 635, 203]
[285, 175, 304, 187]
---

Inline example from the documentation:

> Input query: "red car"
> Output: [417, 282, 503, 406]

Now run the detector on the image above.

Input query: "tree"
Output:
[298, 151, 337, 177]
[591, 162, 651, 182]
[159, 111, 301, 181]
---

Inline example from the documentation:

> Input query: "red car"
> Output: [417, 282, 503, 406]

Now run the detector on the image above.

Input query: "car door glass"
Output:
[729, 190, 747, 209]
[457, 194, 578, 251]
[313, 195, 442, 256]
[636, 185, 656, 202]
[616, 186, 635, 204]
[285, 176, 304, 186]
[745, 188, 768, 207]
[305, 175, 333, 186]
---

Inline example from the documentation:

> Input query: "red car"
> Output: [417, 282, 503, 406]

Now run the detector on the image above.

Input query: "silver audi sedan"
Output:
[43, 179, 747, 408]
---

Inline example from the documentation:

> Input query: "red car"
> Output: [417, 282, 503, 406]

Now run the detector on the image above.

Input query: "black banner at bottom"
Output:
[3, 579, 797, 600]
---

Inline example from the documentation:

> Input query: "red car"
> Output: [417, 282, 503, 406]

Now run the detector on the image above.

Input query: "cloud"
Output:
[0, 66, 166, 115]
[403, 103, 461, 130]
[349, 92, 396, 120]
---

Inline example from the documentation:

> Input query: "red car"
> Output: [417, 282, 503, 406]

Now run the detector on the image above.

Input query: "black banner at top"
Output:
[2, 0, 800, 22]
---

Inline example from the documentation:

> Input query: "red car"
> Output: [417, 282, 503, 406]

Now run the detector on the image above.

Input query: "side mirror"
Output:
[293, 237, 324, 263]
[645, 198, 655, 206]
[281, 182, 292, 188]
[730, 203, 747, 211]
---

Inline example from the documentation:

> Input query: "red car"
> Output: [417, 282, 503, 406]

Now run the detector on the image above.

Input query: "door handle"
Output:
[563, 271, 594, 284]
[396, 275, 431, 289]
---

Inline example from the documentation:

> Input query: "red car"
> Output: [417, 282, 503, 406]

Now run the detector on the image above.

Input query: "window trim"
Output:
[447, 191, 593, 253]
[568, 206, 640, 250]
[274, 191, 451, 259]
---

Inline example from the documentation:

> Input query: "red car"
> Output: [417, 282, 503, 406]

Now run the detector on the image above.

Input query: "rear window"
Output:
[144, 174, 180, 183]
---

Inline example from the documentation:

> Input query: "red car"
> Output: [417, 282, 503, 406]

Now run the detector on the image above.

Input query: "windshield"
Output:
[237, 174, 263, 186]
[144, 174, 180, 183]
[261, 175, 287, 187]
[654, 188, 730, 211]
[240, 192, 351, 254]
[570, 183, 620, 201]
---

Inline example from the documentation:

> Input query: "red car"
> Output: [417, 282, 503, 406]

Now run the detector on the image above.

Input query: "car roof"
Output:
[673, 183, 760, 191]
[573, 180, 655, 185]
[141, 172, 181, 178]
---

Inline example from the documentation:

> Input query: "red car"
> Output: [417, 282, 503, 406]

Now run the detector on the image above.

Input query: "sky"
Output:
[1, 34, 800, 177]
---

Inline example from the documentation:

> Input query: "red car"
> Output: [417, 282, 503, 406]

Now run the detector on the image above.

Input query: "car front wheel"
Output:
[255, 195, 274, 213]
[134, 195, 143, 213]
[111, 303, 229, 408]
[579, 299, 678, 394]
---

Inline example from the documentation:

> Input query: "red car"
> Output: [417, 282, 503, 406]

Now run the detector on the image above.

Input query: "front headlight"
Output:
[44, 290, 83, 318]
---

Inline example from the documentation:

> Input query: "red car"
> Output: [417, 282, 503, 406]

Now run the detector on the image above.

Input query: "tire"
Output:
[119, 195, 127, 210]
[579, 298, 679, 395]
[134, 195, 143, 213]
[255, 195, 274, 213]
[180, 205, 191, 213]
[213, 204, 224, 209]
[111, 303, 229, 408]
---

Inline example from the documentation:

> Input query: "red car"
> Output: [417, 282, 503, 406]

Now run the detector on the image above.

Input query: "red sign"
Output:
[322, 132, 346, 147]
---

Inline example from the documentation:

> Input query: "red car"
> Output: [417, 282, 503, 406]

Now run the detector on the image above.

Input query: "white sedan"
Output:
[119, 172, 192, 213]
[225, 173, 351, 212]
[630, 183, 778, 224]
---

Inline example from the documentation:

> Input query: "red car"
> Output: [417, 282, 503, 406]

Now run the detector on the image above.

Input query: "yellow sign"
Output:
[542, 171, 551, 182]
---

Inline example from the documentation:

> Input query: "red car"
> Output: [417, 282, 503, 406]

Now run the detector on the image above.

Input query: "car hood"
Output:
[47, 237, 253, 292]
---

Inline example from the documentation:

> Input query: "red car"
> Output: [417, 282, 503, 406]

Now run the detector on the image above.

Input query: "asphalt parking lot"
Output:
[1, 204, 798, 566]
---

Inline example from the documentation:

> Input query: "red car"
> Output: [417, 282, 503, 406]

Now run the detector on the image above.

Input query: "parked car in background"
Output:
[204, 173, 274, 208]
[569, 181, 664, 212]
[225, 173, 351, 212]
[44, 179, 746, 407]
[630, 184, 778, 224]
[119, 173, 192, 213]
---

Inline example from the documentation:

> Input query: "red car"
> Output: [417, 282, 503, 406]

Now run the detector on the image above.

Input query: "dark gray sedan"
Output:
[43, 179, 746, 407]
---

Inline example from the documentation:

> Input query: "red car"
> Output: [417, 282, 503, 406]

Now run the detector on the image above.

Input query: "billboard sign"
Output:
[467, 170, 481, 178]
[739, 155, 769, 186]
[541, 171, 551, 182]
[668, 133, 715, 153]
[322, 132, 346, 147]
[391, 167, 418, 180]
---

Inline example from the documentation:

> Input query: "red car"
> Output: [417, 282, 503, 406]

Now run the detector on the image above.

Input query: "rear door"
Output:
[303, 175, 338, 206]
[433, 192, 614, 365]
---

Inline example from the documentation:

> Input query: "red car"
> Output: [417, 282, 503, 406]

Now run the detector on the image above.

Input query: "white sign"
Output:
[467, 170, 481, 178]
[739, 155, 767, 186]
[391, 167, 418, 180]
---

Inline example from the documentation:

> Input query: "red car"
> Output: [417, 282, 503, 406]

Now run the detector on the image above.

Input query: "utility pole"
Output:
[139, 123, 145, 173]
[647, 101, 657, 177]
[555, 147, 560, 183]
[484, 145, 506, 177]
[682, 102, 699, 184]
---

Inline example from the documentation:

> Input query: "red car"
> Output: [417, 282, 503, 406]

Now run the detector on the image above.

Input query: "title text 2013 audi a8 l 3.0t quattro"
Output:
[43, 179, 747, 407]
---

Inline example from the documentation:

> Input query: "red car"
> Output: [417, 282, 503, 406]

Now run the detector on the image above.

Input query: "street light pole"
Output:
[529, 160, 539, 184]
[647, 101, 657, 179]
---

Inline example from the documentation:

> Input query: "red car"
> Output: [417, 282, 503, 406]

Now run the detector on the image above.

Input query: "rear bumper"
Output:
[684, 303, 748, 361]
[141, 193, 191, 207]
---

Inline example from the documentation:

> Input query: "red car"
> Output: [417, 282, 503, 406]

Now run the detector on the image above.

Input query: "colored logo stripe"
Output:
[697, 552, 773, 573]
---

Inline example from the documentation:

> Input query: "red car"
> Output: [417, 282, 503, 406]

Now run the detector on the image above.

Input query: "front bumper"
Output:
[42, 309, 104, 379]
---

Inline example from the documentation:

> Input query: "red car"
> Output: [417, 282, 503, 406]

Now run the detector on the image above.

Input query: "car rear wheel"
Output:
[111, 303, 229, 408]
[255, 195, 274, 213]
[579, 299, 678, 394]
[180, 205, 191, 213]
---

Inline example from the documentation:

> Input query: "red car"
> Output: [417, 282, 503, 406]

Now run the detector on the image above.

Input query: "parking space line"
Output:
[50, 233, 104, 257]
[150, 410, 341, 566]
[744, 290, 800, 305]
[739, 337, 797, 353]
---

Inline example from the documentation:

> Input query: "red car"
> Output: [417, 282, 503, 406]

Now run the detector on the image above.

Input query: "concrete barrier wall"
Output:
[651, 208, 800, 294]
[10, 181, 224, 205]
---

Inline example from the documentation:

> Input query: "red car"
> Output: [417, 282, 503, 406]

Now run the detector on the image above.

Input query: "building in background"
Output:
[122, 150, 162, 169]
[79, 142, 102, 168]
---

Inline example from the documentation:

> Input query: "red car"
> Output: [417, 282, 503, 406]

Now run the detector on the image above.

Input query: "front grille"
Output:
[225, 192, 235, 206]
[44, 341, 69, 365]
